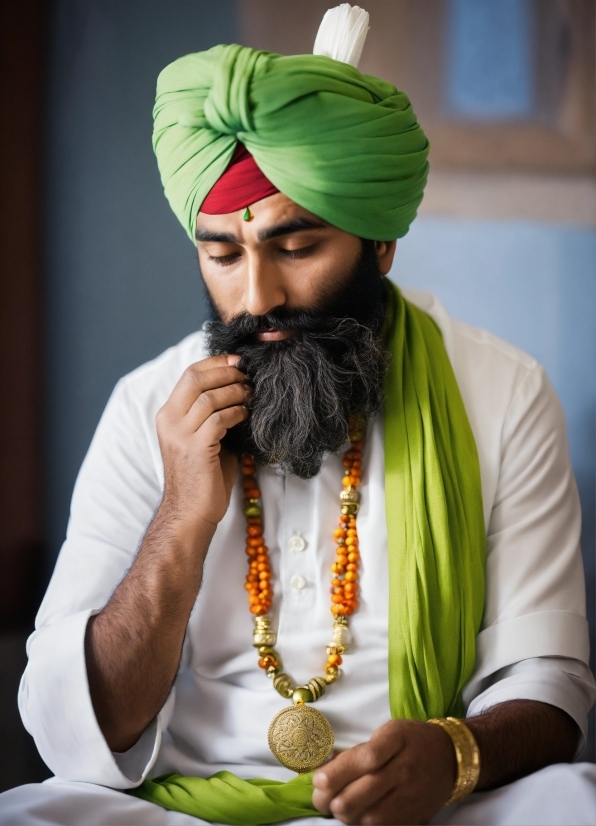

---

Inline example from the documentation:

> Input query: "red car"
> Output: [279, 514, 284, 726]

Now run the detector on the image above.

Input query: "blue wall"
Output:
[45, 0, 237, 568]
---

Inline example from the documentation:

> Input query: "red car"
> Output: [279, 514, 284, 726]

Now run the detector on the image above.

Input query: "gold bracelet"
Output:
[427, 717, 481, 805]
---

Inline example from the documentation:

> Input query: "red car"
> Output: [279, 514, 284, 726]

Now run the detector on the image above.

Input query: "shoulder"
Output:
[400, 287, 556, 524]
[401, 286, 546, 422]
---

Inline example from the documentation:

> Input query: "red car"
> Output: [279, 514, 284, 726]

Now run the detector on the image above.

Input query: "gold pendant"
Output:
[268, 703, 334, 773]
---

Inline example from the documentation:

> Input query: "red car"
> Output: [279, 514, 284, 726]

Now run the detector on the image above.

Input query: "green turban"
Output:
[152, 43, 429, 242]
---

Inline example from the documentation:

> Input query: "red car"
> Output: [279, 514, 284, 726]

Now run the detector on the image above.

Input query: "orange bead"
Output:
[352, 459, 362, 470]
[340, 514, 349, 524]
[342, 458, 352, 467]
[248, 537, 262, 548]
[257, 562, 269, 572]
[331, 593, 344, 604]
[247, 516, 262, 525]
[347, 529, 357, 537]
[247, 525, 262, 537]
[336, 553, 348, 566]
[256, 553, 268, 562]
[250, 604, 266, 615]
[258, 655, 275, 669]
[241, 476, 256, 489]
[246, 547, 258, 557]
[331, 563, 345, 575]
[346, 563, 358, 572]
[345, 571, 358, 582]
[241, 465, 255, 475]
[352, 441, 364, 451]
[331, 578, 341, 587]
[327, 653, 343, 666]
[246, 488, 261, 499]
[344, 581, 357, 594]
[348, 476, 358, 486]
[342, 476, 352, 487]
[347, 551, 360, 562]
[248, 595, 260, 605]
[259, 572, 271, 582]
[333, 528, 346, 540]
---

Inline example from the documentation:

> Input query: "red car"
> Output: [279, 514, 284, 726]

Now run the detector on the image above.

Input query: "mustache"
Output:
[204, 307, 349, 347]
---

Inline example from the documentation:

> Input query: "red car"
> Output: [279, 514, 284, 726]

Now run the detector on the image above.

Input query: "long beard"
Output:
[204, 241, 389, 479]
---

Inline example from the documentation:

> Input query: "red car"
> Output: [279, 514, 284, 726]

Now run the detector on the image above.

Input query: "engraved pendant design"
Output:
[268, 704, 334, 773]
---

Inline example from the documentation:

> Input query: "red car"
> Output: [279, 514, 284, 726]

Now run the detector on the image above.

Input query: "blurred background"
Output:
[1, 0, 594, 791]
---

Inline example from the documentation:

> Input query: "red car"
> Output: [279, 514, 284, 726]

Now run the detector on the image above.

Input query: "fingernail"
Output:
[312, 771, 326, 787]
[227, 354, 240, 365]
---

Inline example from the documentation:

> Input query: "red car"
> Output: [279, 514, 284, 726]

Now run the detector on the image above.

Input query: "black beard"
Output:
[204, 240, 388, 479]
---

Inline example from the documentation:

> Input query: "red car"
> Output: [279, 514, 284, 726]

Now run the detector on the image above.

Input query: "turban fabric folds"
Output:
[153, 44, 429, 241]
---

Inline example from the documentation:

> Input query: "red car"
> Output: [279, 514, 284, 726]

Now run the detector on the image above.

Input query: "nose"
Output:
[242, 253, 286, 316]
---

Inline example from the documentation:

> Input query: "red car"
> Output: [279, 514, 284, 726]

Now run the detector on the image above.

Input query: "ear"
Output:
[374, 240, 397, 275]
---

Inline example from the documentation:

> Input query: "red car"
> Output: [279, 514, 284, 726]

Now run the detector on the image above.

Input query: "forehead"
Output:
[196, 192, 331, 242]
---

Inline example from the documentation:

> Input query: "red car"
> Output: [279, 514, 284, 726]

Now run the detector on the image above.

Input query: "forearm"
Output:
[85, 506, 215, 752]
[466, 699, 579, 791]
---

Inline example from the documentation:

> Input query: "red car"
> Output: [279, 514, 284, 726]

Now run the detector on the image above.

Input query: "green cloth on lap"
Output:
[131, 771, 323, 824]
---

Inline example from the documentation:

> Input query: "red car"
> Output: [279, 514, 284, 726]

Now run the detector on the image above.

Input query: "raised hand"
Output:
[156, 353, 250, 529]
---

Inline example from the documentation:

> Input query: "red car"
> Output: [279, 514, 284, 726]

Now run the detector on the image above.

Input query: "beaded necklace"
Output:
[240, 422, 364, 773]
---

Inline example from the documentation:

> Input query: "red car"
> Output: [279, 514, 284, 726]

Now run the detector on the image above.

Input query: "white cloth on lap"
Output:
[1, 764, 595, 825]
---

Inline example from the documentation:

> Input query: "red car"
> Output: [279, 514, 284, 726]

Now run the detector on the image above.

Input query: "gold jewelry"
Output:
[240, 419, 365, 773]
[427, 717, 481, 805]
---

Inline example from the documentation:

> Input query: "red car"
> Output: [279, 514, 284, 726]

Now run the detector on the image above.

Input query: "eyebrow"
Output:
[195, 216, 326, 244]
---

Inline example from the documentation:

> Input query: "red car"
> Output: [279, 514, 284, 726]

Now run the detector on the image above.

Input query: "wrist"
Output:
[151, 501, 217, 556]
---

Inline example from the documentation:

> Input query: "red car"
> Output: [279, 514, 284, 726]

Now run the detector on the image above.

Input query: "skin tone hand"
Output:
[85, 354, 249, 752]
[312, 699, 578, 825]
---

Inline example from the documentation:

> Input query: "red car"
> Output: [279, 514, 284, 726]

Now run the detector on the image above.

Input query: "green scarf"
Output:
[153, 44, 429, 242]
[131, 286, 486, 823]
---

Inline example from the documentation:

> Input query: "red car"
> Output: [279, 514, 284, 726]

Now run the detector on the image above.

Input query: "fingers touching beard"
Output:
[204, 240, 388, 479]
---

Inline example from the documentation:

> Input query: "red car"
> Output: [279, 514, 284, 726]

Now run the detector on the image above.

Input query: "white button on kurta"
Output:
[288, 535, 306, 553]
[5, 290, 594, 826]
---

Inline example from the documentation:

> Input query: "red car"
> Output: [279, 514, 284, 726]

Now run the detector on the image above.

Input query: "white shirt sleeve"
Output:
[19, 378, 167, 788]
[462, 362, 595, 749]
[464, 657, 595, 757]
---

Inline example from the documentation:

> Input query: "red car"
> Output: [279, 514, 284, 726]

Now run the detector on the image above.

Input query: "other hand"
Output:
[155, 353, 250, 529]
[312, 719, 456, 825]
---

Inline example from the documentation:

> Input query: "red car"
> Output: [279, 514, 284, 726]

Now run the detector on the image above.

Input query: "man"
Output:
[1, 5, 595, 825]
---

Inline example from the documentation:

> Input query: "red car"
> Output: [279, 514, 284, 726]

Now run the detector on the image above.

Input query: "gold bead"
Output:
[307, 677, 327, 701]
[253, 615, 277, 647]
[340, 488, 360, 504]
[266, 665, 280, 677]
[273, 673, 293, 699]
[293, 686, 313, 704]
[324, 665, 339, 684]
[341, 503, 360, 516]
[245, 504, 262, 517]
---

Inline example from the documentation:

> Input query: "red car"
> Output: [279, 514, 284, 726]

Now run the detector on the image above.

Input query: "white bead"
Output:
[290, 575, 307, 591]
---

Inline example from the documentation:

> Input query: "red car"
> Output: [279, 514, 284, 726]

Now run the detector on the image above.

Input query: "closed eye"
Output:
[207, 252, 241, 266]
[279, 244, 316, 259]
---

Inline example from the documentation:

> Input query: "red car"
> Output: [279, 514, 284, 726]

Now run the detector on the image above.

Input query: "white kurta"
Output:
[1, 289, 594, 826]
